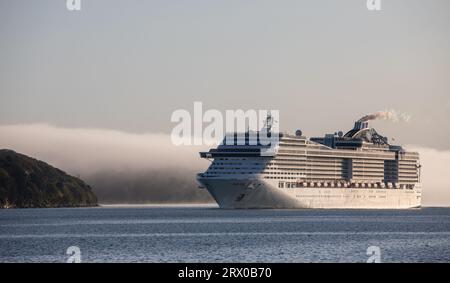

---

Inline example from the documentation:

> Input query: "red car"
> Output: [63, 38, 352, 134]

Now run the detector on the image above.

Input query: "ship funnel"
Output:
[353, 121, 369, 130]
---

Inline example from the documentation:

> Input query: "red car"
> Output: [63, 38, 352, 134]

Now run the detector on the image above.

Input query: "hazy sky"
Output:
[1, 0, 450, 149]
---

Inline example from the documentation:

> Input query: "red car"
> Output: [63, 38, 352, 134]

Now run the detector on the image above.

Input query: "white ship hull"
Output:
[199, 177, 421, 209]
[198, 117, 422, 209]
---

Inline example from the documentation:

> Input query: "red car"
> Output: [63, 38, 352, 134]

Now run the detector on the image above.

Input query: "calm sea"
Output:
[1, 205, 449, 262]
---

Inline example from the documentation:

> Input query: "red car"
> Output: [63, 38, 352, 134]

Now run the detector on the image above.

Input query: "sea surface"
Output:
[1, 205, 450, 263]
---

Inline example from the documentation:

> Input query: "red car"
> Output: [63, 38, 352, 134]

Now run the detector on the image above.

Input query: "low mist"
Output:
[0, 124, 449, 206]
[0, 124, 213, 204]
[408, 146, 450, 207]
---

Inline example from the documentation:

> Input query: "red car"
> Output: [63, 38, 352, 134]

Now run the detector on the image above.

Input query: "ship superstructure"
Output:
[197, 115, 421, 209]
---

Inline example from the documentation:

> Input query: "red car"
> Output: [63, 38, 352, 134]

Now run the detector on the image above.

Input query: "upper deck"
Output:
[199, 118, 420, 186]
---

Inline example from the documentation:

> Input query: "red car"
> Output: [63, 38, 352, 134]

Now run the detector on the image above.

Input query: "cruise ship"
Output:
[197, 115, 421, 209]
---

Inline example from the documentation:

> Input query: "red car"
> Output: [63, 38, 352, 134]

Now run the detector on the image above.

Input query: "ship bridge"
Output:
[199, 131, 282, 159]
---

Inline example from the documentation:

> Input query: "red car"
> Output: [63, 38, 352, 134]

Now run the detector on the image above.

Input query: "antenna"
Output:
[263, 112, 273, 132]
[262, 111, 278, 133]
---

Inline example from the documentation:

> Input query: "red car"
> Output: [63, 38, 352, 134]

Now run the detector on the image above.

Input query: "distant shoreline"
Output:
[99, 203, 218, 208]
[92, 204, 450, 209]
[3, 204, 450, 209]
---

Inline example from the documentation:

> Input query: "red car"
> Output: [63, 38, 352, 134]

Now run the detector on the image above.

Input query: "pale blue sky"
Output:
[1, 0, 449, 148]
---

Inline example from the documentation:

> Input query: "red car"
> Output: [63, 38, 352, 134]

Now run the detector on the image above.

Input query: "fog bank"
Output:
[0, 124, 449, 206]
[0, 124, 212, 203]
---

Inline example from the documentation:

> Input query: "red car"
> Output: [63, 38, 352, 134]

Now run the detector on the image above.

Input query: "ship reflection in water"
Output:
[1, 205, 450, 262]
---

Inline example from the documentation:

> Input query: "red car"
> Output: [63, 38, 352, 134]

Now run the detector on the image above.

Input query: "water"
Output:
[1, 205, 450, 262]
